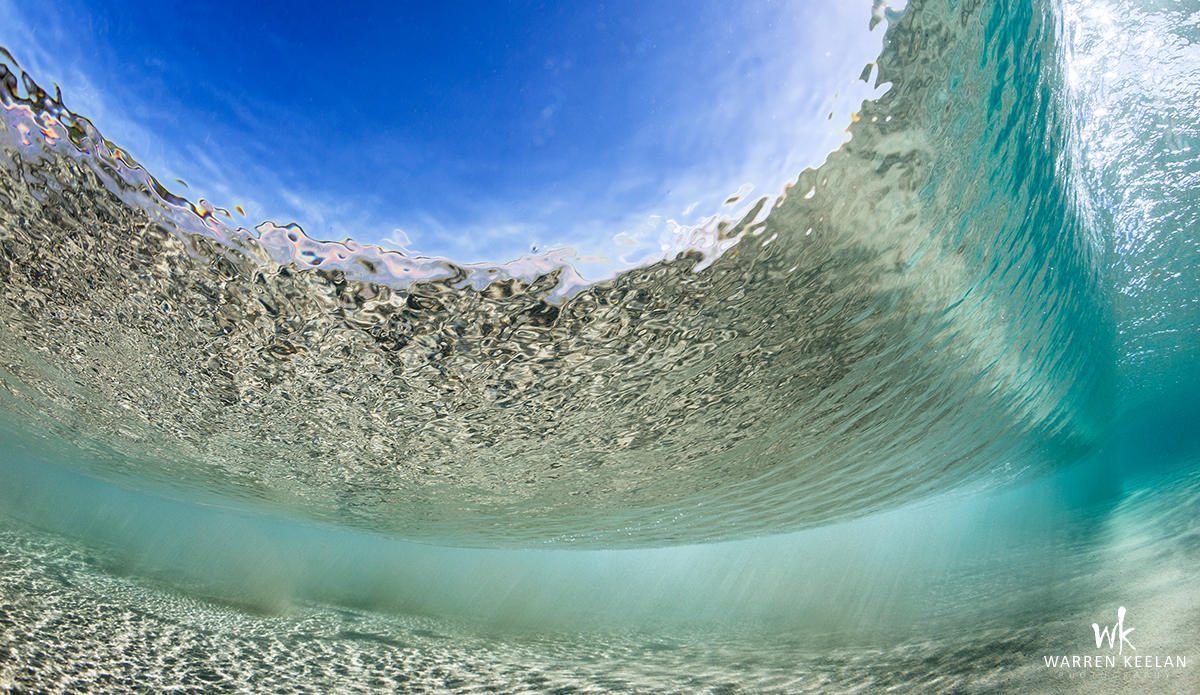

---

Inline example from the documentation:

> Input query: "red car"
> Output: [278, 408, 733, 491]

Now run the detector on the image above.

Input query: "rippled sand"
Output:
[3, 461, 1198, 694]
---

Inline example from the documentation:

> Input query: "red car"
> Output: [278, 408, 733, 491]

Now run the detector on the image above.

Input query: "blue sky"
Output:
[1, 0, 892, 274]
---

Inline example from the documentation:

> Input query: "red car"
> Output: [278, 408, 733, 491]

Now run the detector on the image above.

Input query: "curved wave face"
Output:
[0, 0, 1112, 548]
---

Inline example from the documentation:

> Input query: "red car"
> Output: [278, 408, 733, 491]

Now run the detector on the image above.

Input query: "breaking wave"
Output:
[0, 0, 1115, 548]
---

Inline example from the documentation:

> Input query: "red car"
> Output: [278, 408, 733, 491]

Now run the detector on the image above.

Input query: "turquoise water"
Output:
[1, 0, 1199, 692]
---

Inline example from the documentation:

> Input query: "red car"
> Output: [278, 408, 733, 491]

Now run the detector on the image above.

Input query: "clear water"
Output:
[1, 0, 1199, 692]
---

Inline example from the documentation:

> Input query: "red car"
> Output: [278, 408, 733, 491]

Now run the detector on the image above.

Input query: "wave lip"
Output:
[0, 0, 1112, 548]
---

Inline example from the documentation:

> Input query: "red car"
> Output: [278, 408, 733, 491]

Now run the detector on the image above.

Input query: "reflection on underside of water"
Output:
[0, 0, 1112, 547]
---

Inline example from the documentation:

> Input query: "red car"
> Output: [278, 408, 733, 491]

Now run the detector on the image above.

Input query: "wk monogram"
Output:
[1093, 606, 1135, 655]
